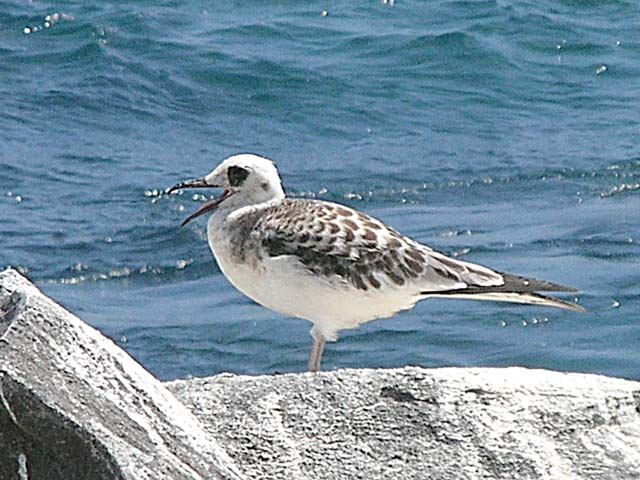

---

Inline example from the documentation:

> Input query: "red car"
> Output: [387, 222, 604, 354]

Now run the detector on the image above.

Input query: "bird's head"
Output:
[168, 154, 285, 226]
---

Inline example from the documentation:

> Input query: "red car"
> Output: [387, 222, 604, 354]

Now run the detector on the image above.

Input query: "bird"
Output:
[168, 153, 584, 372]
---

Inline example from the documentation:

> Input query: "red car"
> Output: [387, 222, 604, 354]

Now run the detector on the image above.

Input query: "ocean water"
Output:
[1, 0, 638, 381]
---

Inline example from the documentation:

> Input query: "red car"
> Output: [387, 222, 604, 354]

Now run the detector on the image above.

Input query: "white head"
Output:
[168, 154, 286, 225]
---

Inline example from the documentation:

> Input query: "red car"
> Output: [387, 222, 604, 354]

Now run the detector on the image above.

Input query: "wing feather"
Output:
[250, 199, 583, 311]
[253, 199, 500, 292]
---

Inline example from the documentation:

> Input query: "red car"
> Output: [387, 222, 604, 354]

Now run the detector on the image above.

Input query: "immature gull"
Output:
[168, 154, 584, 372]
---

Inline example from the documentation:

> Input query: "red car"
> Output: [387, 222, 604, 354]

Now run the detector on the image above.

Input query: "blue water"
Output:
[1, 0, 638, 381]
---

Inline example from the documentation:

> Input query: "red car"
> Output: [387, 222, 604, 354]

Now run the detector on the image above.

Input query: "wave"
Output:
[42, 258, 197, 285]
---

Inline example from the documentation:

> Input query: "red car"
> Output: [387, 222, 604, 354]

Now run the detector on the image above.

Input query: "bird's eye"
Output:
[228, 166, 249, 187]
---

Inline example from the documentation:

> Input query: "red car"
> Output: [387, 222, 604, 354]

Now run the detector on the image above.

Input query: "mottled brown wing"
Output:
[253, 199, 501, 292]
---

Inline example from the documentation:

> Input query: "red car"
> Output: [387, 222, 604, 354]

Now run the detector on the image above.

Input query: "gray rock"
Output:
[0, 268, 244, 480]
[167, 368, 640, 479]
[3, 266, 640, 480]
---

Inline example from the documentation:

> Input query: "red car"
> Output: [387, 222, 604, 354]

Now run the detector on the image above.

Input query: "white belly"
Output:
[207, 222, 418, 341]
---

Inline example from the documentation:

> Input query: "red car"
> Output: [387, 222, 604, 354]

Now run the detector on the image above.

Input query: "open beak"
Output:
[167, 177, 234, 226]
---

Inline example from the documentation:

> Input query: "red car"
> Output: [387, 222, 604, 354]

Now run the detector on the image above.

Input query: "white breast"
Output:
[206, 213, 419, 341]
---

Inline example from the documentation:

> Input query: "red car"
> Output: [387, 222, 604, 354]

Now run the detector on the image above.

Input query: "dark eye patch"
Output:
[228, 165, 250, 187]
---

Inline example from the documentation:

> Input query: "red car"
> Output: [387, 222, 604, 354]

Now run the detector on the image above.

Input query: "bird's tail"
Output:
[426, 291, 585, 312]
[422, 273, 586, 312]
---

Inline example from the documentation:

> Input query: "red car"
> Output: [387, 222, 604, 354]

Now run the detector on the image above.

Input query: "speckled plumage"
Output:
[169, 154, 584, 372]
[251, 198, 501, 293]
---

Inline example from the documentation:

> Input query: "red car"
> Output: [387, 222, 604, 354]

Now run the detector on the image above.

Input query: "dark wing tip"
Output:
[499, 273, 580, 293]
[422, 272, 583, 297]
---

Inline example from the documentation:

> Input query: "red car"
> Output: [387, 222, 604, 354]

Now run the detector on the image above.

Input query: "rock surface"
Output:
[167, 367, 640, 480]
[2, 267, 640, 480]
[0, 268, 244, 480]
